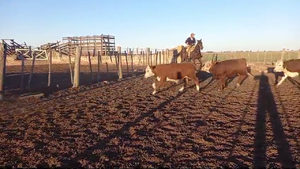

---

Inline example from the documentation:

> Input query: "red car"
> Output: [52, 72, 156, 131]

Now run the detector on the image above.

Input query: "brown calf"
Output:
[208, 58, 252, 90]
[144, 63, 200, 95]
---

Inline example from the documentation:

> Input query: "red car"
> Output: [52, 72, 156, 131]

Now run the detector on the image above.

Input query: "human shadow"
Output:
[253, 72, 296, 168]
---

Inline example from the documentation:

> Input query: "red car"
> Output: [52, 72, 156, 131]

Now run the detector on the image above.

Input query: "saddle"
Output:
[187, 45, 196, 56]
[176, 44, 196, 56]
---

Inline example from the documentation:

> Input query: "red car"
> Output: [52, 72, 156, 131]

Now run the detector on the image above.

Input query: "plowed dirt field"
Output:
[1, 62, 300, 168]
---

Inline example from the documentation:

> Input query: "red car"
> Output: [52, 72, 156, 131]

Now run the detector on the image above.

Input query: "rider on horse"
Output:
[185, 33, 196, 58]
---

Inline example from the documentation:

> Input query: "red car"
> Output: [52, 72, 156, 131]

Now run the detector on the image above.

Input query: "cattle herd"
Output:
[144, 57, 300, 94]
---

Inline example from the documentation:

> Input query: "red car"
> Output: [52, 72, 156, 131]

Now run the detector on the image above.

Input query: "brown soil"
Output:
[0, 62, 300, 168]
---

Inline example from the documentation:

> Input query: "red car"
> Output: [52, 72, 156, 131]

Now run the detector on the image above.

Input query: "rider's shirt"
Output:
[185, 37, 196, 45]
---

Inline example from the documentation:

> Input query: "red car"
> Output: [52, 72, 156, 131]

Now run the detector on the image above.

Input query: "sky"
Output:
[0, 0, 299, 52]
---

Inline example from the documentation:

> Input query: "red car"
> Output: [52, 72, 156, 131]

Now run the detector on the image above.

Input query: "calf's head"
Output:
[208, 61, 218, 74]
[144, 65, 155, 78]
[273, 59, 285, 72]
[202, 60, 213, 73]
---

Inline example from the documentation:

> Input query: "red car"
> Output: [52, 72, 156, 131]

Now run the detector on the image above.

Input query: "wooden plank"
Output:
[155, 49, 158, 65]
[27, 47, 36, 90]
[97, 50, 101, 82]
[68, 50, 74, 84]
[146, 48, 150, 65]
[48, 49, 52, 87]
[117, 46, 123, 79]
[20, 54, 25, 91]
[125, 50, 129, 73]
[0, 43, 6, 101]
[281, 48, 285, 60]
[264, 51, 266, 65]
[130, 48, 134, 73]
[159, 51, 162, 65]
[88, 51, 93, 82]
[73, 46, 82, 88]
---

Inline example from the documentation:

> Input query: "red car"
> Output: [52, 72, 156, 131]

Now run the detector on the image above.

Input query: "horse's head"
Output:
[197, 39, 204, 50]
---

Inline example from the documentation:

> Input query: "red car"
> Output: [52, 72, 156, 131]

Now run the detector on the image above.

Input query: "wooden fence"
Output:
[0, 43, 300, 100]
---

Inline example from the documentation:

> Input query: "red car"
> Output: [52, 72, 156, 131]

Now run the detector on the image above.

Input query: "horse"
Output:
[172, 39, 204, 70]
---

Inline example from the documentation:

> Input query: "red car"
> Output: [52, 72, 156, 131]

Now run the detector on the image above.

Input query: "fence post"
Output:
[146, 48, 150, 65]
[97, 51, 101, 82]
[298, 49, 300, 59]
[129, 48, 134, 73]
[280, 48, 285, 60]
[159, 51, 162, 65]
[125, 50, 129, 73]
[27, 46, 36, 90]
[150, 50, 153, 65]
[20, 53, 25, 91]
[73, 46, 82, 88]
[263, 51, 266, 65]
[141, 51, 144, 65]
[0, 43, 6, 101]
[162, 50, 165, 64]
[117, 46, 123, 79]
[248, 51, 251, 63]
[88, 51, 93, 82]
[166, 49, 169, 63]
[48, 49, 53, 87]
[155, 49, 158, 65]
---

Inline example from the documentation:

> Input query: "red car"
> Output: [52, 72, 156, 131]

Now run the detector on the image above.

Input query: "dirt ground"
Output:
[1, 61, 300, 168]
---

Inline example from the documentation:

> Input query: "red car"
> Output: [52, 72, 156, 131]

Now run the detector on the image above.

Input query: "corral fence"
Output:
[0, 42, 300, 100]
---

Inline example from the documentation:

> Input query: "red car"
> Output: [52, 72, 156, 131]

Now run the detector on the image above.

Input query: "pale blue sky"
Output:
[0, 0, 299, 51]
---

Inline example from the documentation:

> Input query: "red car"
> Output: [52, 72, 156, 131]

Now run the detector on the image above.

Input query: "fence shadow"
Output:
[4, 71, 144, 96]
[59, 85, 192, 168]
[253, 73, 296, 168]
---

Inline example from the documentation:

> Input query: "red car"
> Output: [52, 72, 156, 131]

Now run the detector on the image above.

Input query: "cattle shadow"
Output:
[287, 77, 300, 90]
[59, 85, 192, 168]
[266, 67, 284, 85]
[225, 79, 258, 167]
[196, 71, 214, 90]
[253, 72, 296, 168]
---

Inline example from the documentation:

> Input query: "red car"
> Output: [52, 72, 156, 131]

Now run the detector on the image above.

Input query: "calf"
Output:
[202, 60, 214, 73]
[273, 59, 300, 87]
[208, 58, 252, 90]
[144, 63, 200, 95]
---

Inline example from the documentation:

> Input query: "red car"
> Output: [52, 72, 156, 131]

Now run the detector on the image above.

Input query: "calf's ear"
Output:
[151, 66, 156, 70]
